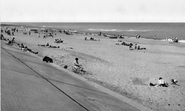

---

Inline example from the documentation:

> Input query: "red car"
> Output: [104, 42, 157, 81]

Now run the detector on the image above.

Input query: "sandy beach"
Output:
[1, 24, 185, 111]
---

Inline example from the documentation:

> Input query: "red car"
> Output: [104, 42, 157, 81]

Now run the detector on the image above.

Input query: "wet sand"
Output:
[1, 24, 185, 111]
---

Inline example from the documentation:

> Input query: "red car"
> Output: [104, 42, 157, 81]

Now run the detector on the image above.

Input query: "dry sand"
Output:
[1, 25, 185, 111]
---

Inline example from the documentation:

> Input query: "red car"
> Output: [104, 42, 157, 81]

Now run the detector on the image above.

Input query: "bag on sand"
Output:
[43, 56, 53, 63]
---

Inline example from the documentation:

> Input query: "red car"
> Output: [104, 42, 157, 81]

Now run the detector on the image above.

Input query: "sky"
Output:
[1, 0, 185, 22]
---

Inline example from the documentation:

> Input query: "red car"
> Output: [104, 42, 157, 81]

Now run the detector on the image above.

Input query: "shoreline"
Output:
[1, 23, 185, 41]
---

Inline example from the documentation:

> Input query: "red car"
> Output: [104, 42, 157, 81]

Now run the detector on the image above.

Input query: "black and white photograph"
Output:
[1, 0, 185, 111]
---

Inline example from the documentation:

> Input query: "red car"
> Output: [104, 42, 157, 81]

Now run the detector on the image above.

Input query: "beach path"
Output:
[1, 43, 141, 111]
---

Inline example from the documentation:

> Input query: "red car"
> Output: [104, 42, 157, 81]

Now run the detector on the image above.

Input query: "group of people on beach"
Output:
[2, 27, 18, 36]
[1, 26, 86, 74]
[2, 25, 182, 86]
[129, 43, 146, 50]
[19, 43, 38, 54]
[1, 27, 39, 55]
[116, 40, 146, 51]
[1, 33, 16, 45]
[150, 77, 179, 87]
[84, 37, 100, 41]
[38, 42, 60, 48]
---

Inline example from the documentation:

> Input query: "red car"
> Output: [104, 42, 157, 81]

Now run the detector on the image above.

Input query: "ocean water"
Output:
[12, 22, 185, 40]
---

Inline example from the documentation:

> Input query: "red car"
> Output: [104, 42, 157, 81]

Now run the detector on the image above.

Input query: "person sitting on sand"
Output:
[74, 58, 84, 71]
[1, 34, 6, 41]
[38, 43, 50, 47]
[90, 37, 94, 40]
[137, 45, 140, 50]
[20, 43, 25, 50]
[171, 79, 178, 85]
[136, 34, 140, 39]
[129, 43, 133, 50]
[11, 37, 15, 43]
[157, 77, 168, 87]
[135, 44, 137, 50]
[7, 37, 15, 45]
[46, 43, 50, 46]
[49, 45, 60, 48]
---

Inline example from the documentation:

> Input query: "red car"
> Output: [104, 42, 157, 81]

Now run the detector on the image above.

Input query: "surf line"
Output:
[2, 47, 89, 111]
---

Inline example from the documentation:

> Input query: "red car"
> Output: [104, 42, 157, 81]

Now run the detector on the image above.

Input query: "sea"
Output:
[5, 22, 185, 41]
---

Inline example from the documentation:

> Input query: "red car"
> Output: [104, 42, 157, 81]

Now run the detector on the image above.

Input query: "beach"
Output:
[1, 23, 185, 111]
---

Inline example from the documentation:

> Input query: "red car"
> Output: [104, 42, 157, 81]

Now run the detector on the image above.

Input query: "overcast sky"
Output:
[1, 0, 185, 22]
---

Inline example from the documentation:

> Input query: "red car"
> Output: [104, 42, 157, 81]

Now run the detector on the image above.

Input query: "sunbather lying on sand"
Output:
[38, 43, 50, 47]
[49, 45, 60, 48]
[85, 37, 100, 41]
[22, 46, 38, 54]
[129, 44, 146, 50]
[54, 39, 63, 43]
[137, 45, 146, 50]
[150, 77, 168, 87]
[150, 78, 179, 87]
